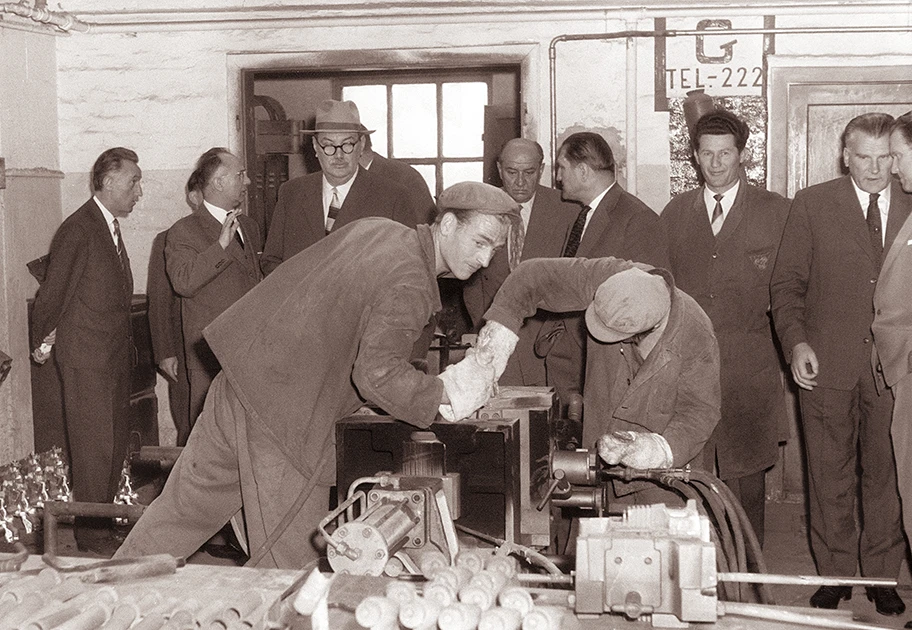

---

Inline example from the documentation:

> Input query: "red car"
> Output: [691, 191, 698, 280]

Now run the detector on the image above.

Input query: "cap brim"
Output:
[585, 303, 629, 343]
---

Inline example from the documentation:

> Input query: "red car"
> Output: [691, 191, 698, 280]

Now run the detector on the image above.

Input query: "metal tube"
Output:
[718, 573, 897, 588]
[720, 601, 894, 630]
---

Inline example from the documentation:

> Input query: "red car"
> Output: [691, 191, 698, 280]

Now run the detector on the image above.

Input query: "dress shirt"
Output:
[93, 196, 120, 246]
[582, 182, 614, 238]
[322, 172, 358, 223]
[203, 200, 243, 244]
[851, 179, 891, 247]
[703, 179, 740, 228]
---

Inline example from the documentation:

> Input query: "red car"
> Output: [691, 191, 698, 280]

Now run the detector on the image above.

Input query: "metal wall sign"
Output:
[655, 16, 774, 106]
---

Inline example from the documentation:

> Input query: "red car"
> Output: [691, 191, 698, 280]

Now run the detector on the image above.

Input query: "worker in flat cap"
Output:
[116, 181, 522, 568]
[261, 99, 421, 275]
[482, 257, 720, 511]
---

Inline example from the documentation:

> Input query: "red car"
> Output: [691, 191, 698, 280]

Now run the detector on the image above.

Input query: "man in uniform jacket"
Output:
[771, 112, 912, 615]
[166, 148, 263, 426]
[115, 183, 523, 568]
[463, 138, 579, 387]
[260, 100, 418, 275]
[662, 110, 789, 544]
[30, 147, 142, 554]
[872, 113, 912, 628]
[536, 131, 669, 416]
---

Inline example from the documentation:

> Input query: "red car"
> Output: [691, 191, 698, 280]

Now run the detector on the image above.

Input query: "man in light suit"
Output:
[31, 147, 142, 554]
[662, 110, 790, 545]
[872, 112, 912, 630]
[462, 138, 579, 387]
[771, 112, 912, 615]
[360, 132, 436, 224]
[260, 100, 417, 274]
[166, 148, 263, 425]
[535, 132, 669, 416]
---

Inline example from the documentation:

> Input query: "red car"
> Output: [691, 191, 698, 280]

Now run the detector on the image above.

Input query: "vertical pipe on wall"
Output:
[625, 24, 638, 195]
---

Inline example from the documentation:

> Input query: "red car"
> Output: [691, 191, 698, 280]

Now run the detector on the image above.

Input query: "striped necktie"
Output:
[711, 193, 724, 236]
[113, 219, 129, 270]
[325, 187, 341, 234]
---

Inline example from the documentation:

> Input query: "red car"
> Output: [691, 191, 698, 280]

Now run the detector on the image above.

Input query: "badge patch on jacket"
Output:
[749, 252, 770, 271]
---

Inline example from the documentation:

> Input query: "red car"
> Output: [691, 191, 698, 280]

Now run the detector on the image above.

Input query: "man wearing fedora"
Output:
[261, 99, 419, 275]
[484, 256, 720, 509]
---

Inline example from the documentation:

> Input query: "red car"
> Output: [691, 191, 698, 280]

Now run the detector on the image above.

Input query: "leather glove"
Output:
[438, 350, 496, 422]
[597, 430, 673, 469]
[474, 321, 519, 383]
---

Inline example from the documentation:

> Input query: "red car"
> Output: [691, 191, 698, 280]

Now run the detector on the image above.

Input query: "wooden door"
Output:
[766, 66, 912, 502]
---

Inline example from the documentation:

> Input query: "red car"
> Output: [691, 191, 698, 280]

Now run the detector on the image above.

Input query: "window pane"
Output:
[392, 84, 437, 158]
[442, 82, 487, 158]
[442, 162, 483, 189]
[412, 164, 437, 201]
[342, 85, 388, 156]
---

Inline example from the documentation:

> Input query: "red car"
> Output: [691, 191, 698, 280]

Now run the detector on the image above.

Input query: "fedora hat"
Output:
[302, 100, 374, 134]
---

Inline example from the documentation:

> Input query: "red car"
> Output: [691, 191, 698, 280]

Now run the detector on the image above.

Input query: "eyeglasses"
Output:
[318, 141, 358, 156]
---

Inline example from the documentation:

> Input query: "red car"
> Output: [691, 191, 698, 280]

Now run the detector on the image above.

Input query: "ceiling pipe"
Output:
[0, 2, 89, 32]
[548, 24, 912, 187]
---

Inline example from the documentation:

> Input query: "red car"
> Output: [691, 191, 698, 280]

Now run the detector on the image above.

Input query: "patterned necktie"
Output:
[711, 193, 724, 236]
[562, 205, 591, 257]
[866, 192, 883, 258]
[113, 219, 129, 270]
[325, 187, 341, 234]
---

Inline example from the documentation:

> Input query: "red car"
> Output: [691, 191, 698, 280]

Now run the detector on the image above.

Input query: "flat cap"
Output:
[585, 268, 670, 343]
[437, 181, 521, 217]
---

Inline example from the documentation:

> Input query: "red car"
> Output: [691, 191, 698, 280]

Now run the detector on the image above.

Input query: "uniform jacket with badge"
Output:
[535, 184, 670, 400]
[662, 180, 789, 479]
[204, 219, 445, 498]
[166, 208, 263, 373]
[873, 208, 912, 388]
[485, 257, 720, 481]
[772, 176, 912, 390]
[31, 199, 133, 370]
[261, 166, 417, 274]
[462, 186, 579, 386]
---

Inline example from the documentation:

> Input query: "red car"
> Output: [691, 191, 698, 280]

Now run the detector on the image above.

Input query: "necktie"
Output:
[711, 193, 724, 236]
[866, 192, 883, 258]
[234, 227, 245, 250]
[113, 219, 129, 271]
[325, 187, 341, 234]
[563, 205, 591, 258]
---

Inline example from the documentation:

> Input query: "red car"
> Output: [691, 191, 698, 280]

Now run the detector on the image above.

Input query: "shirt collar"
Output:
[703, 179, 740, 218]
[203, 199, 232, 223]
[850, 177, 891, 214]
[323, 170, 358, 201]
[587, 182, 614, 211]
[93, 196, 118, 241]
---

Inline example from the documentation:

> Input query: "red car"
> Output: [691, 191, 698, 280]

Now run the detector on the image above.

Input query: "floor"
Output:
[36, 500, 912, 628]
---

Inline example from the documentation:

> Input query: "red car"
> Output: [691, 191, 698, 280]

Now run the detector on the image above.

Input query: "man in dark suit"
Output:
[360, 132, 436, 224]
[463, 138, 578, 386]
[536, 132, 669, 415]
[166, 148, 263, 426]
[31, 147, 142, 554]
[771, 112, 912, 615]
[260, 100, 418, 274]
[147, 229, 191, 446]
[662, 110, 790, 545]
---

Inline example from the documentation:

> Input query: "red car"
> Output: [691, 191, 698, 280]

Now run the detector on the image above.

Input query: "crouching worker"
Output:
[114, 182, 524, 568]
[480, 257, 720, 507]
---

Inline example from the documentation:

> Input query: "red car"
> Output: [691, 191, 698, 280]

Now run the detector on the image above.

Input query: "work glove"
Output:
[474, 320, 519, 383]
[437, 349, 497, 422]
[597, 430, 673, 469]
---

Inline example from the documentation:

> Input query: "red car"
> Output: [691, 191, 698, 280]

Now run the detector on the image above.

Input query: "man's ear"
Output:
[439, 211, 457, 235]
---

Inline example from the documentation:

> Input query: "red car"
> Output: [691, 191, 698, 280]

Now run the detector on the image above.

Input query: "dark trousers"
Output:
[799, 366, 904, 578]
[188, 365, 219, 433]
[59, 362, 130, 505]
[723, 470, 767, 547]
[169, 356, 191, 446]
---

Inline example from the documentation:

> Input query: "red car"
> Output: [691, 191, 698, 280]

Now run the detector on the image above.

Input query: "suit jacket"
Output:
[536, 183, 670, 397]
[261, 166, 418, 274]
[31, 199, 133, 370]
[147, 229, 182, 365]
[463, 186, 579, 385]
[771, 176, 912, 390]
[166, 208, 263, 372]
[663, 181, 790, 478]
[368, 154, 436, 224]
[873, 207, 912, 388]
